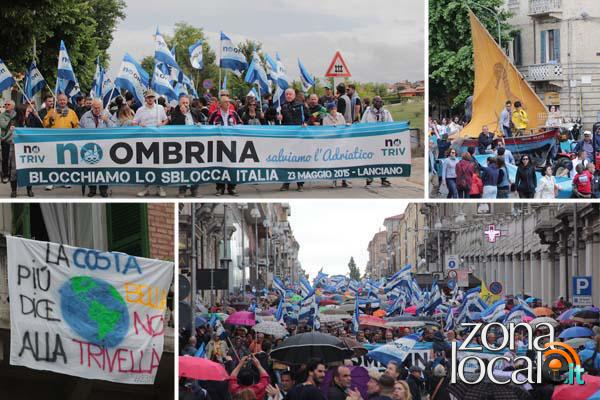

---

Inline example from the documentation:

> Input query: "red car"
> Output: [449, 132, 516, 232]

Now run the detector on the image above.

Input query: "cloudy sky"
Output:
[107, 0, 424, 83]
[288, 201, 408, 279]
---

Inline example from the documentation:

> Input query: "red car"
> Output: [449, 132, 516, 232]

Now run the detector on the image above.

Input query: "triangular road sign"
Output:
[325, 51, 351, 77]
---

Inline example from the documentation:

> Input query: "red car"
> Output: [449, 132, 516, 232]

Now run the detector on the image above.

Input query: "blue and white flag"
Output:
[368, 336, 418, 366]
[247, 87, 258, 98]
[352, 294, 360, 334]
[275, 297, 285, 323]
[517, 297, 536, 317]
[221, 73, 227, 91]
[299, 290, 316, 321]
[313, 300, 320, 330]
[0, 59, 15, 93]
[364, 279, 380, 293]
[155, 28, 180, 69]
[385, 264, 412, 292]
[421, 282, 443, 316]
[298, 58, 315, 92]
[101, 77, 119, 108]
[504, 304, 536, 325]
[300, 276, 313, 298]
[245, 51, 269, 94]
[272, 276, 286, 296]
[313, 270, 328, 288]
[265, 53, 284, 108]
[24, 62, 45, 100]
[445, 307, 456, 331]
[189, 40, 204, 70]
[151, 62, 176, 101]
[55, 40, 81, 103]
[219, 32, 247, 77]
[115, 53, 149, 106]
[194, 342, 206, 358]
[387, 292, 406, 317]
[90, 56, 104, 99]
[275, 53, 290, 90]
[349, 280, 360, 293]
[481, 300, 506, 323]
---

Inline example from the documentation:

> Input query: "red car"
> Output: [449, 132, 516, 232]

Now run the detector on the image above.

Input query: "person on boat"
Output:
[512, 101, 529, 136]
[545, 105, 562, 127]
[515, 154, 537, 198]
[499, 101, 513, 138]
[477, 125, 494, 154]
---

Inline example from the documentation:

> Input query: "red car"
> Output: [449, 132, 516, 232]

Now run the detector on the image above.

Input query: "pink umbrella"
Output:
[523, 316, 533, 323]
[226, 311, 256, 326]
[405, 305, 417, 315]
[179, 356, 229, 381]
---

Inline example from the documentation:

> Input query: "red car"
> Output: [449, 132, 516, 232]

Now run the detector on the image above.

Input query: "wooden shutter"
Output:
[540, 30, 547, 63]
[553, 29, 560, 62]
[106, 204, 149, 257]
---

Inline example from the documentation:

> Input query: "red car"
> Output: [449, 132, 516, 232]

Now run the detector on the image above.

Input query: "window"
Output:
[107, 203, 149, 257]
[513, 31, 523, 66]
[541, 29, 560, 63]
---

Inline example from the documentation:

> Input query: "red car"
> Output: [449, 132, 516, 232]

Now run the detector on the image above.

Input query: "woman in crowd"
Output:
[441, 148, 459, 198]
[117, 104, 136, 126]
[496, 156, 511, 199]
[536, 166, 558, 199]
[514, 155, 536, 198]
[455, 152, 473, 199]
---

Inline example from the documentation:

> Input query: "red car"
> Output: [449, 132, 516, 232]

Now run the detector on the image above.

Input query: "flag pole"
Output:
[257, 83, 263, 114]
[218, 33, 222, 93]
[105, 85, 117, 111]
[14, 80, 44, 126]
[45, 83, 57, 103]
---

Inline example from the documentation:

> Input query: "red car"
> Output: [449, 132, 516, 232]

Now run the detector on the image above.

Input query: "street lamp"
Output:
[263, 218, 271, 288]
[434, 218, 443, 273]
[250, 206, 261, 289]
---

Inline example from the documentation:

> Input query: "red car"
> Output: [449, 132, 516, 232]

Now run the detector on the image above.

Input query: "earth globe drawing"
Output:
[60, 276, 129, 348]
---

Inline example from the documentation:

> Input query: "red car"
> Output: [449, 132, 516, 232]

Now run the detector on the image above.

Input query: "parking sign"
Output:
[573, 276, 592, 306]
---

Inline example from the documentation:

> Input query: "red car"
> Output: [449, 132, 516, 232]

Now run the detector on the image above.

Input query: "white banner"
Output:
[7, 236, 174, 384]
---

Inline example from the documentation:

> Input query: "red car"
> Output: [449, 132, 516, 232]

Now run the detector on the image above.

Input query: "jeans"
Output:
[497, 186, 510, 199]
[483, 185, 498, 198]
[503, 125, 512, 138]
[458, 188, 470, 198]
[446, 178, 458, 198]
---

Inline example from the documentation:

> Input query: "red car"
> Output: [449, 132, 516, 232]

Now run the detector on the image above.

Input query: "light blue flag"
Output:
[275, 53, 290, 90]
[194, 342, 206, 357]
[151, 62, 176, 101]
[24, 62, 45, 100]
[170, 44, 177, 57]
[115, 53, 149, 106]
[349, 280, 360, 293]
[221, 73, 227, 91]
[101, 77, 119, 108]
[55, 40, 81, 103]
[275, 297, 285, 323]
[0, 59, 15, 93]
[247, 87, 258, 98]
[300, 276, 313, 298]
[368, 336, 418, 366]
[481, 299, 506, 323]
[155, 27, 180, 69]
[298, 58, 315, 92]
[385, 264, 412, 293]
[272, 277, 286, 296]
[189, 40, 204, 70]
[245, 51, 269, 94]
[445, 307, 456, 331]
[219, 32, 247, 77]
[313, 270, 328, 288]
[90, 57, 104, 99]
[352, 294, 360, 334]
[421, 282, 443, 316]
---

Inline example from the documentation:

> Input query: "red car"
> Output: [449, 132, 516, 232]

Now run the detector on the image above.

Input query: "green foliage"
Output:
[348, 257, 360, 282]
[429, 0, 513, 113]
[0, 0, 125, 94]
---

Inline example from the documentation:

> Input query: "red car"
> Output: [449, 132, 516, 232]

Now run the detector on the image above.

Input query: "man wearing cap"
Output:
[361, 96, 393, 187]
[319, 84, 334, 106]
[406, 366, 426, 400]
[134, 89, 169, 197]
[574, 131, 595, 163]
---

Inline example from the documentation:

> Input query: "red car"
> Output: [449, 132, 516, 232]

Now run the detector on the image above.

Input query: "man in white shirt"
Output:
[135, 90, 169, 197]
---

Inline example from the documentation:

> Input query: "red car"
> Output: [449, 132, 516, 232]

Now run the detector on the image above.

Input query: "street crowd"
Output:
[429, 102, 600, 199]
[0, 83, 395, 198]
[179, 280, 600, 400]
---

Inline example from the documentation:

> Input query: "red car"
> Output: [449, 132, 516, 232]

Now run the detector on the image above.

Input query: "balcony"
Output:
[528, 0, 562, 18]
[523, 63, 562, 82]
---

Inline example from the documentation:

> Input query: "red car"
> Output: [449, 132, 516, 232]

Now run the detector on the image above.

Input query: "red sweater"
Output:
[228, 370, 269, 399]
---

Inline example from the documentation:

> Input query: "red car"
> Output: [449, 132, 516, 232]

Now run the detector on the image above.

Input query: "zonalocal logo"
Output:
[451, 322, 585, 385]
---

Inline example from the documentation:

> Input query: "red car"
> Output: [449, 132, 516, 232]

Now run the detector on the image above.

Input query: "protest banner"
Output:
[14, 122, 412, 186]
[7, 236, 174, 384]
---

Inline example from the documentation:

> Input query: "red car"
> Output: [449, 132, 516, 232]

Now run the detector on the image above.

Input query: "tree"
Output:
[429, 0, 513, 114]
[0, 0, 125, 94]
[348, 257, 360, 281]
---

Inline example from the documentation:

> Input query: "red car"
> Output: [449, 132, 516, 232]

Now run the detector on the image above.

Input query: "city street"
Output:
[4, 159, 424, 199]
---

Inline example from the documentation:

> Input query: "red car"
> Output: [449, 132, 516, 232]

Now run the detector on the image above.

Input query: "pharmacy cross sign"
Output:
[484, 224, 503, 243]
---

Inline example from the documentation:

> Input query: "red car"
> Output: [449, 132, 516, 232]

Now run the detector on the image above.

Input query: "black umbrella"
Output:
[572, 309, 600, 323]
[270, 332, 353, 364]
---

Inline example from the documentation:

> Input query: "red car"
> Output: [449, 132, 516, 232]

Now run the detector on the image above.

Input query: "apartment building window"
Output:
[513, 31, 522, 66]
[541, 29, 560, 63]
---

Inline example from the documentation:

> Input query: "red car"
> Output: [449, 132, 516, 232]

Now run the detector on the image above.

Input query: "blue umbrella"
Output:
[525, 297, 539, 304]
[558, 326, 594, 339]
[588, 389, 600, 400]
[195, 316, 208, 327]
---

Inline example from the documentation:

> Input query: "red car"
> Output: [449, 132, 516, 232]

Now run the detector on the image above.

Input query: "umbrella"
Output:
[225, 311, 256, 326]
[179, 356, 229, 381]
[449, 381, 532, 400]
[525, 297, 539, 304]
[200, 312, 228, 321]
[320, 314, 349, 322]
[321, 365, 370, 400]
[359, 315, 387, 328]
[270, 332, 353, 364]
[552, 374, 600, 399]
[337, 304, 356, 313]
[373, 309, 386, 318]
[194, 316, 208, 327]
[534, 307, 554, 317]
[529, 317, 559, 329]
[340, 337, 368, 357]
[252, 321, 288, 338]
[573, 309, 600, 324]
[564, 337, 594, 350]
[558, 308, 583, 321]
[558, 326, 594, 339]
[404, 305, 417, 315]
[322, 307, 345, 315]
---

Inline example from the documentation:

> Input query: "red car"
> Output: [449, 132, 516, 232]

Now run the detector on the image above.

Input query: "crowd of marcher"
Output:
[179, 287, 600, 400]
[0, 83, 395, 197]
[429, 102, 600, 199]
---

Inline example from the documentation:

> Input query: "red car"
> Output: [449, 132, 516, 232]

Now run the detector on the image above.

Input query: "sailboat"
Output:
[455, 10, 558, 162]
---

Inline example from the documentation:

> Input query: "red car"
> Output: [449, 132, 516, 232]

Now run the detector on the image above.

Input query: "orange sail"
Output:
[460, 10, 548, 138]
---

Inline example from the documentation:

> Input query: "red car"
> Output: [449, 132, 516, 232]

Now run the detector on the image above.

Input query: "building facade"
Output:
[366, 231, 388, 280]
[506, 0, 600, 128]
[421, 203, 600, 306]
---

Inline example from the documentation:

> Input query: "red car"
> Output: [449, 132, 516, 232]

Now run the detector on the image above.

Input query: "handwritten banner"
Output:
[7, 236, 174, 384]
[14, 122, 412, 186]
